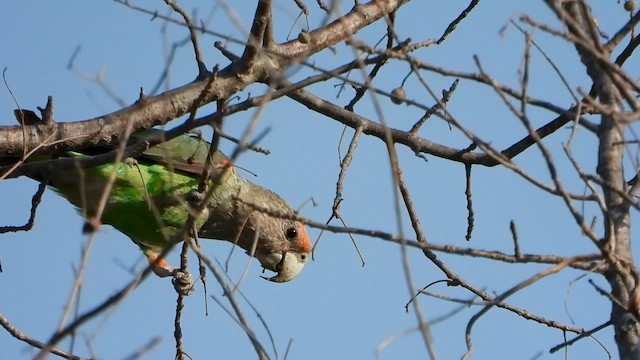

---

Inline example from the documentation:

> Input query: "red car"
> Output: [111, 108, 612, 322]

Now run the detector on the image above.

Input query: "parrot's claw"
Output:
[172, 270, 195, 296]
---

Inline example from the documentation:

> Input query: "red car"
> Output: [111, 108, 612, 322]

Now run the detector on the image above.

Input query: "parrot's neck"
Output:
[197, 173, 262, 241]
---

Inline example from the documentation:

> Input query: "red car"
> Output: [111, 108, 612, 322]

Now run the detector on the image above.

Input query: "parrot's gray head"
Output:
[243, 210, 311, 283]
[196, 177, 311, 282]
[209, 186, 312, 283]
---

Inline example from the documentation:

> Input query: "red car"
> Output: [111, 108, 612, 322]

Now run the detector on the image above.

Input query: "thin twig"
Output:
[56, 236, 95, 341]
[122, 336, 163, 360]
[187, 239, 269, 360]
[410, 79, 459, 134]
[464, 164, 474, 241]
[0, 313, 87, 360]
[437, 0, 480, 44]
[163, 0, 208, 76]
[0, 181, 46, 233]
[174, 242, 189, 360]
[462, 258, 578, 359]
[312, 126, 364, 265]
[549, 321, 612, 354]
[510, 220, 521, 259]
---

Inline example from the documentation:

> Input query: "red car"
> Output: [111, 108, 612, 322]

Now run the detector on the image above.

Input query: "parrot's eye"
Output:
[285, 227, 298, 239]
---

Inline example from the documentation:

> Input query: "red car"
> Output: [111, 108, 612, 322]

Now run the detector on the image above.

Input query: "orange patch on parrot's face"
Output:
[218, 159, 234, 175]
[295, 221, 312, 253]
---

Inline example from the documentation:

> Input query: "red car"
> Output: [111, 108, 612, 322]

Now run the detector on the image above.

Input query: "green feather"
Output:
[45, 130, 235, 252]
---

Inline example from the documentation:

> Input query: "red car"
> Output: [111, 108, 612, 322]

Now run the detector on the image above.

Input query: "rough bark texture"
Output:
[0, 0, 406, 159]
[551, 1, 640, 358]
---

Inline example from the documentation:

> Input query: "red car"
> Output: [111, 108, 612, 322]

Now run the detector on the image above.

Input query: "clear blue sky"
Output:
[1, 1, 637, 359]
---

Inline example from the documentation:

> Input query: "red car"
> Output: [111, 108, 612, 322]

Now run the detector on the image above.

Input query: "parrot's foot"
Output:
[172, 270, 195, 296]
[144, 253, 195, 295]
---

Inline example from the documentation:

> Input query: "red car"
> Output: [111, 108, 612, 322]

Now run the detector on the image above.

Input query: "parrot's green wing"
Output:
[124, 129, 228, 177]
[133, 130, 230, 177]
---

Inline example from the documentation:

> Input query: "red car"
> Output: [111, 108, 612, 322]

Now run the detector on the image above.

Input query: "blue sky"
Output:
[1, 1, 638, 359]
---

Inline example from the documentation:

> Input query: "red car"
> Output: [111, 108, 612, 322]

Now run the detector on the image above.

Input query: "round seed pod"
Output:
[390, 87, 406, 105]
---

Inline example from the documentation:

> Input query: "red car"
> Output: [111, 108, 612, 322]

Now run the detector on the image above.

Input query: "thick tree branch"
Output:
[240, 0, 273, 68]
[547, 1, 639, 359]
[0, 0, 408, 161]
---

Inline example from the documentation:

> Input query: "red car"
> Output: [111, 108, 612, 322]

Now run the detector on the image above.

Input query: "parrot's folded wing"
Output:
[135, 130, 231, 178]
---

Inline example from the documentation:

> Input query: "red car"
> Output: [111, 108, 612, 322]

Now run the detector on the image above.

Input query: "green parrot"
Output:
[24, 129, 311, 284]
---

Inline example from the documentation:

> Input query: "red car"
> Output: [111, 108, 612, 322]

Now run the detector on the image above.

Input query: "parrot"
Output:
[21, 129, 311, 285]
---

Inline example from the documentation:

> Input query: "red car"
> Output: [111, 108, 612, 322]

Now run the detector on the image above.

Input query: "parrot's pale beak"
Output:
[261, 251, 308, 283]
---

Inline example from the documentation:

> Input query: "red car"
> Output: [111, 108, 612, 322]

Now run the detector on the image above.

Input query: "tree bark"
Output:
[548, 0, 640, 358]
